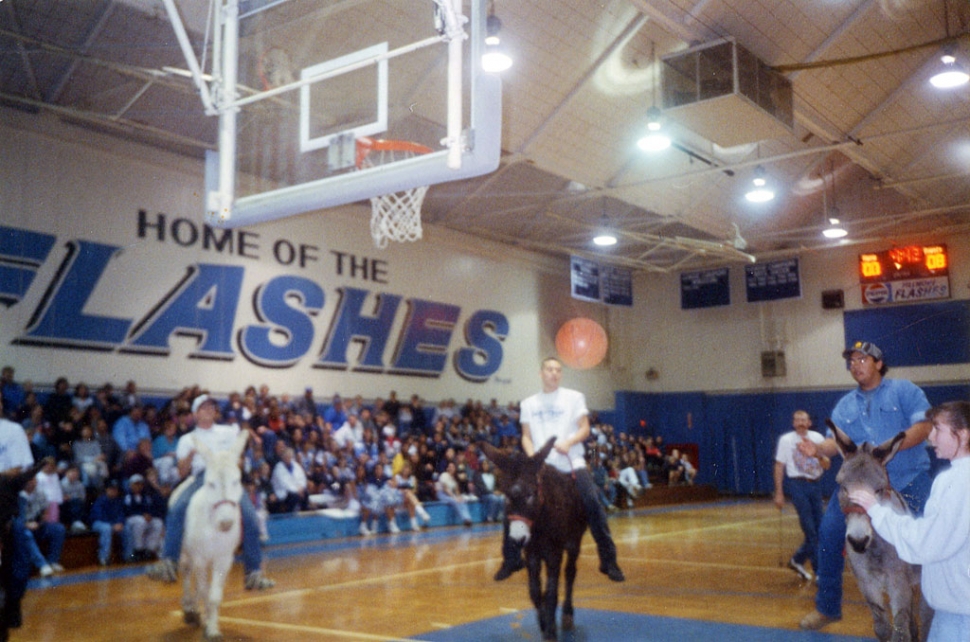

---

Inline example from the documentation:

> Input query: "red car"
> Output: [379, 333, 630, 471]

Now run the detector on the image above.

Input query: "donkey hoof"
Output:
[562, 614, 574, 630]
[183, 611, 201, 626]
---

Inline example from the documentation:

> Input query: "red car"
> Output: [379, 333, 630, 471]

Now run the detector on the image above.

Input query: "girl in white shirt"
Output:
[849, 401, 970, 642]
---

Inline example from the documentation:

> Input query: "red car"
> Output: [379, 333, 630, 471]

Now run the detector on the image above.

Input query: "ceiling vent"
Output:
[661, 38, 793, 147]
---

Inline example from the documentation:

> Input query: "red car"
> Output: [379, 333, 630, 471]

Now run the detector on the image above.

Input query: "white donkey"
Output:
[179, 431, 249, 641]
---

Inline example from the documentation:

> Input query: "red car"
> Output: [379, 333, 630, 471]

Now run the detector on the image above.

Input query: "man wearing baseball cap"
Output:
[798, 341, 932, 631]
[146, 394, 275, 590]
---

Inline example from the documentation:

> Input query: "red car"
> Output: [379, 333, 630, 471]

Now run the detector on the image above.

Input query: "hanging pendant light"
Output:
[637, 43, 671, 153]
[745, 165, 775, 203]
[821, 167, 848, 239]
[481, 12, 512, 73]
[930, 49, 969, 88]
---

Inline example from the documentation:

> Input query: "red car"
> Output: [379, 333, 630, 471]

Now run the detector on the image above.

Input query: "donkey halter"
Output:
[507, 469, 546, 529]
[842, 487, 891, 515]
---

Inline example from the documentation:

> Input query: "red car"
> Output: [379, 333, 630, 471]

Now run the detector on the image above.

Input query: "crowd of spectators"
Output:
[0, 364, 693, 569]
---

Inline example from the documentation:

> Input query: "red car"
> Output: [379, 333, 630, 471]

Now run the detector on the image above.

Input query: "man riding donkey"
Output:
[493, 356, 624, 583]
[146, 394, 275, 590]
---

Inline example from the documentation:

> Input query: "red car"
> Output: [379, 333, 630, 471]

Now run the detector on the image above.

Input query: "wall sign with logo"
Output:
[859, 244, 950, 306]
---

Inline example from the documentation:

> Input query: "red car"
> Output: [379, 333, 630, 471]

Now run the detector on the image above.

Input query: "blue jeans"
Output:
[574, 468, 618, 566]
[814, 471, 932, 618]
[23, 521, 65, 569]
[927, 610, 970, 642]
[788, 477, 823, 572]
[91, 521, 126, 564]
[480, 492, 505, 522]
[435, 491, 472, 524]
[161, 473, 263, 575]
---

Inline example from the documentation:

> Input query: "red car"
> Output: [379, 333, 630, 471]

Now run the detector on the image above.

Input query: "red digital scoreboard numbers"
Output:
[859, 244, 949, 283]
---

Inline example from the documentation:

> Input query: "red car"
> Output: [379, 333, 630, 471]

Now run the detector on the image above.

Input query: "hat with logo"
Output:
[842, 341, 884, 361]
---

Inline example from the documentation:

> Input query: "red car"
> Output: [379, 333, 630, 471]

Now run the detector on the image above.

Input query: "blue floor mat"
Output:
[411, 608, 872, 642]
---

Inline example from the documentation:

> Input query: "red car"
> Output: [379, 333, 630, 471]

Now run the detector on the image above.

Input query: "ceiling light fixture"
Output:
[930, 2, 968, 89]
[592, 201, 618, 246]
[481, 12, 512, 73]
[745, 165, 775, 202]
[823, 217, 848, 239]
[821, 164, 848, 239]
[637, 43, 671, 153]
[593, 216, 618, 246]
[637, 106, 672, 152]
[929, 48, 969, 88]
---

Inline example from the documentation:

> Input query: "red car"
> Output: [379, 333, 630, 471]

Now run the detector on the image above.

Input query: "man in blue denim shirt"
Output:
[798, 341, 932, 631]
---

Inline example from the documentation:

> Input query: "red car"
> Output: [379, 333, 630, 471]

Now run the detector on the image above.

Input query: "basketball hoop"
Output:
[356, 137, 433, 249]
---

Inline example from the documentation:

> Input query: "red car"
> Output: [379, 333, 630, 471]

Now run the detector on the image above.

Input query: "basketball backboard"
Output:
[161, 0, 501, 230]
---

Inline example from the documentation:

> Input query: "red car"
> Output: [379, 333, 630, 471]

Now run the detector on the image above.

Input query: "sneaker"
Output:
[799, 610, 841, 631]
[244, 571, 276, 591]
[359, 521, 372, 536]
[599, 562, 625, 582]
[493, 558, 525, 581]
[417, 506, 431, 523]
[410, 517, 421, 531]
[788, 558, 813, 581]
[70, 521, 88, 533]
[388, 519, 401, 534]
[50, 563, 65, 573]
[145, 558, 178, 583]
[39, 564, 54, 578]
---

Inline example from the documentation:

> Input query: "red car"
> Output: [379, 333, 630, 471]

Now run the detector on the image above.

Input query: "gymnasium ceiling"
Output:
[2, 0, 970, 272]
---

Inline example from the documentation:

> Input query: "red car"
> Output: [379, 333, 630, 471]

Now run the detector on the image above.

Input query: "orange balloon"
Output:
[555, 318, 608, 369]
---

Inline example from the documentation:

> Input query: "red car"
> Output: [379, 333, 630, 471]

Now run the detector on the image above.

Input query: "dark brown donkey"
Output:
[480, 438, 587, 641]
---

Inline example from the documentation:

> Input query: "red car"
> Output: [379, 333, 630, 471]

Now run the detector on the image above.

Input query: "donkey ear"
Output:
[534, 436, 557, 464]
[231, 430, 250, 460]
[478, 441, 510, 471]
[194, 437, 214, 464]
[873, 431, 906, 466]
[827, 419, 856, 458]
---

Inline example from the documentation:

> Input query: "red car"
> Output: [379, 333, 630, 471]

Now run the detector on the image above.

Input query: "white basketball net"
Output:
[359, 141, 430, 249]
[369, 186, 428, 249]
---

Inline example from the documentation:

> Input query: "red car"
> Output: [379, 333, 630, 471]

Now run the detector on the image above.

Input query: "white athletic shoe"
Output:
[417, 506, 431, 523]
[359, 521, 372, 536]
[410, 517, 421, 531]
[50, 563, 65, 573]
[789, 558, 813, 581]
[388, 520, 400, 534]
[40, 564, 54, 578]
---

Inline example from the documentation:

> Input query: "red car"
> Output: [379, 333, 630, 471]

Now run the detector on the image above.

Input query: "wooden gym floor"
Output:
[16, 499, 878, 641]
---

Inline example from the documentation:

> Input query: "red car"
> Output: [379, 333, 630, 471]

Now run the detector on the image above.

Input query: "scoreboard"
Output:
[858, 244, 950, 305]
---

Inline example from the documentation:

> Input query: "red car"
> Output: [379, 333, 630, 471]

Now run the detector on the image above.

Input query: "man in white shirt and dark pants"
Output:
[494, 357, 625, 582]
[773, 409, 830, 581]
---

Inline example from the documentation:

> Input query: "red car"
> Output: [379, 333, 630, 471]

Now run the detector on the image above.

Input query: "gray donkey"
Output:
[830, 419, 932, 642]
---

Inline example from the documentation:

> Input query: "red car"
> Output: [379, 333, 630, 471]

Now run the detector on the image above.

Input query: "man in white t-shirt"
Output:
[0, 398, 33, 474]
[773, 409, 830, 581]
[494, 357, 625, 582]
[146, 394, 274, 590]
